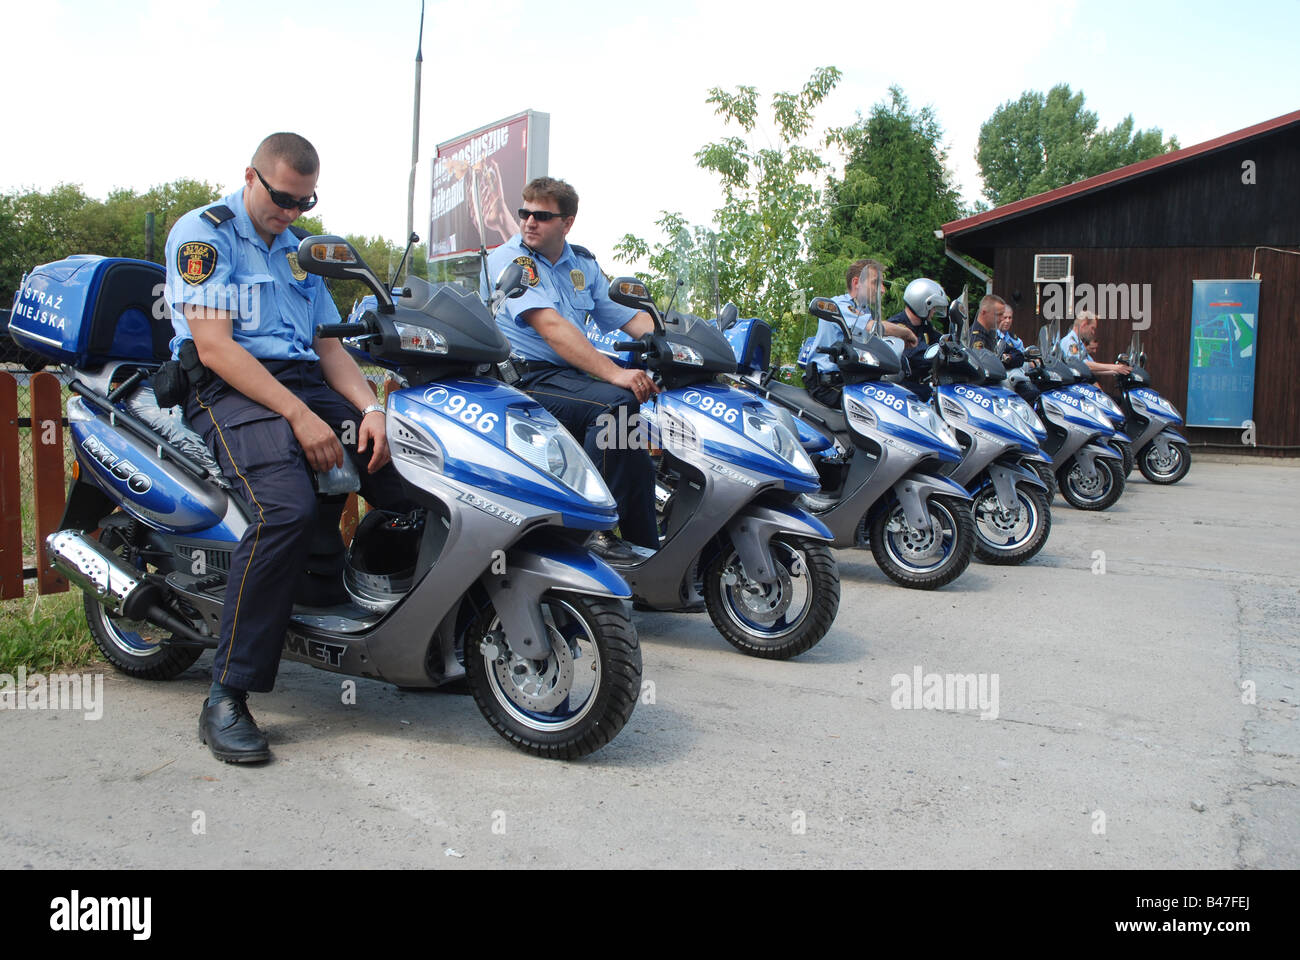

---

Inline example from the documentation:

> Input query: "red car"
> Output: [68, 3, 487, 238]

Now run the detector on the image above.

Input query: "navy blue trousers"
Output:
[185, 361, 412, 692]
[517, 365, 658, 548]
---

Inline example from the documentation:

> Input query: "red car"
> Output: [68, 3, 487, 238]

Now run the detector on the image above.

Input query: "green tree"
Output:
[0, 180, 224, 301]
[977, 83, 1178, 206]
[811, 85, 967, 316]
[616, 66, 843, 364]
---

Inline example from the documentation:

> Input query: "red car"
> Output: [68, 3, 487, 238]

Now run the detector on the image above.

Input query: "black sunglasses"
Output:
[518, 207, 567, 223]
[254, 167, 318, 212]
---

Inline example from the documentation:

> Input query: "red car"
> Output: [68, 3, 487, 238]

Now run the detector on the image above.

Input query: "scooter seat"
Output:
[125, 383, 224, 479]
[759, 379, 847, 436]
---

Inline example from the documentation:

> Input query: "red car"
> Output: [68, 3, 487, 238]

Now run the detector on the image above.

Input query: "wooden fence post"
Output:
[31, 372, 68, 594]
[0, 373, 22, 599]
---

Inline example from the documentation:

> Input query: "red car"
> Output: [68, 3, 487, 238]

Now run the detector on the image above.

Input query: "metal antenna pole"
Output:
[406, 0, 425, 243]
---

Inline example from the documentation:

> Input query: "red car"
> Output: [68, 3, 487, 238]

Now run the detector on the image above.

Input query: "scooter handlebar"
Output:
[317, 323, 367, 339]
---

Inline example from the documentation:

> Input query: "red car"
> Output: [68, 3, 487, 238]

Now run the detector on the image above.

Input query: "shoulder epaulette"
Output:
[200, 204, 235, 227]
[288, 224, 310, 241]
[570, 244, 596, 261]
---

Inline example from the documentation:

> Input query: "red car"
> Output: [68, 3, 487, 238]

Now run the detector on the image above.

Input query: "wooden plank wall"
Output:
[995, 245, 1300, 452]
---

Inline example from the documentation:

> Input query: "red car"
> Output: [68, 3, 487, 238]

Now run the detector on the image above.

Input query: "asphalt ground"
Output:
[2, 455, 1296, 869]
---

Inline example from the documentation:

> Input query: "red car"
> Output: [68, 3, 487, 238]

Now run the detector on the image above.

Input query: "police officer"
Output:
[484, 177, 659, 557]
[166, 132, 413, 764]
[805, 259, 917, 408]
[889, 277, 949, 400]
[968, 293, 1025, 369]
[997, 302, 1025, 354]
[1058, 309, 1131, 377]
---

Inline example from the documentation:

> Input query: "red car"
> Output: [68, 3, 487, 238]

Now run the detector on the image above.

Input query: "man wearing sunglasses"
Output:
[483, 176, 659, 560]
[164, 132, 414, 765]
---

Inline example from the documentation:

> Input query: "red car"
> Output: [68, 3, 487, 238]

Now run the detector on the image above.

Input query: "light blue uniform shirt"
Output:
[999, 329, 1025, 352]
[805, 293, 874, 373]
[164, 188, 340, 360]
[1058, 329, 1091, 363]
[483, 234, 637, 365]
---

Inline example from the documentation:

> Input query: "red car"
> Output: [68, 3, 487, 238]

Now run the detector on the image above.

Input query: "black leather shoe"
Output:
[199, 696, 270, 764]
[587, 531, 656, 565]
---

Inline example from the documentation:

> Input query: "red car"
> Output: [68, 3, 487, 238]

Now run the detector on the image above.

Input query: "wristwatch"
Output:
[361, 403, 386, 418]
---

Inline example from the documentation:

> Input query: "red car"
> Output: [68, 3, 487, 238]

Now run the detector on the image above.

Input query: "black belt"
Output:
[514, 360, 562, 374]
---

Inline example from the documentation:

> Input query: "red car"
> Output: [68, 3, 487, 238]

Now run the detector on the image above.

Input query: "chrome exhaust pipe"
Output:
[45, 530, 214, 646]
[46, 529, 145, 613]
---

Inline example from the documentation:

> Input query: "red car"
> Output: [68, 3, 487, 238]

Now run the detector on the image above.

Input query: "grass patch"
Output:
[0, 586, 99, 675]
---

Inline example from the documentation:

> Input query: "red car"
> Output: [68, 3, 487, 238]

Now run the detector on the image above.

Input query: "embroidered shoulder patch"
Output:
[178, 241, 218, 286]
[514, 255, 539, 287]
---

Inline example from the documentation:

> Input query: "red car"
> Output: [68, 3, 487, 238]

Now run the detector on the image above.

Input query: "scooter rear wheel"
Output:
[85, 524, 204, 680]
[703, 535, 839, 660]
[1031, 460, 1058, 501]
[1116, 440, 1135, 479]
[869, 494, 974, 589]
[464, 593, 641, 759]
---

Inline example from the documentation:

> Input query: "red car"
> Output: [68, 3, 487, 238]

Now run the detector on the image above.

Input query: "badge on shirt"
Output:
[178, 241, 217, 286]
[286, 251, 307, 281]
[571, 269, 586, 292]
[514, 255, 540, 287]
[1067, 341, 1081, 356]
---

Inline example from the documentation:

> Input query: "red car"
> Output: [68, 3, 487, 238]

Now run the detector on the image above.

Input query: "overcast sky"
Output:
[2, 0, 1296, 274]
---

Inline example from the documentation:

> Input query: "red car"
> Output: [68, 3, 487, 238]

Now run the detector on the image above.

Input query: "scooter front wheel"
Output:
[973, 483, 1052, 565]
[869, 494, 974, 589]
[1057, 457, 1125, 510]
[704, 535, 839, 660]
[1137, 441, 1190, 485]
[464, 593, 641, 759]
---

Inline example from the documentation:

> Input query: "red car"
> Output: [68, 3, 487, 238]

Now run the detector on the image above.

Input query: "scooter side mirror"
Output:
[809, 297, 852, 340]
[297, 235, 393, 312]
[494, 262, 528, 299]
[608, 276, 665, 334]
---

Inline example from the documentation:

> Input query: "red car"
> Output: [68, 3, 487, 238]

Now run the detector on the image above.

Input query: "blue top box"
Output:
[8, 256, 172, 368]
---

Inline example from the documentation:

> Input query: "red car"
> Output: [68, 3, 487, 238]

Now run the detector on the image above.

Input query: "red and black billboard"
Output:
[430, 110, 549, 261]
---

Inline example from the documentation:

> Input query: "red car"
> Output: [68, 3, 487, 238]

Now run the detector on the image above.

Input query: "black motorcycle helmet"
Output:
[344, 510, 425, 613]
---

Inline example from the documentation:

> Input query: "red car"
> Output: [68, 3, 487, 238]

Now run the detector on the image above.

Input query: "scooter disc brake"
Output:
[888, 510, 943, 561]
[731, 563, 794, 622]
[489, 625, 574, 713]
[977, 494, 1023, 534]
[1070, 465, 1104, 496]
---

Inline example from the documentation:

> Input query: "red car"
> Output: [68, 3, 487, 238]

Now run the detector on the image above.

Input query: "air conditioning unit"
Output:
[1034, 253, 1074, 319]
[1034, 254, 1073, 282]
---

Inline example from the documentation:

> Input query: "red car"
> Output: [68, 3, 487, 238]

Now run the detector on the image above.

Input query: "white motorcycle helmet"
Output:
[903, 278, 948, 321]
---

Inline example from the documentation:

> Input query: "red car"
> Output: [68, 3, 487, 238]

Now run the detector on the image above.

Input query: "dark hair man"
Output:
[165, 132, 415, 764]
[483, 177, 658, 559]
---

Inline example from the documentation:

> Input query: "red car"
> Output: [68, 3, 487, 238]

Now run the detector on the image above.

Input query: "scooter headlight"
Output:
[668, 342, 704, 366]
[907, 399, 959, 450]
[392, 321, 449, 355]
[507, 412, 615, 506]
[744, 405, 814, 475]
[1005, 395, 1046, 436]
[1096, 393, 1122, 417]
